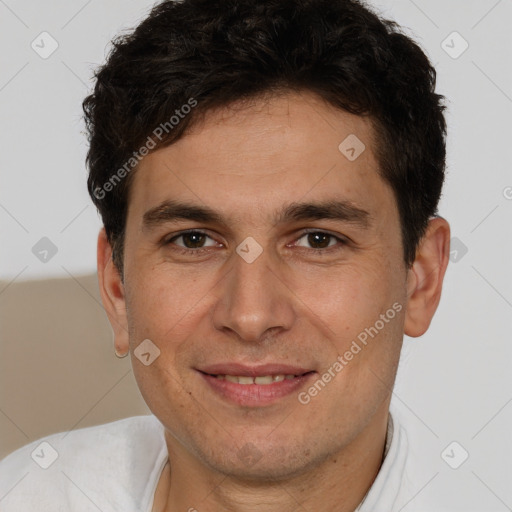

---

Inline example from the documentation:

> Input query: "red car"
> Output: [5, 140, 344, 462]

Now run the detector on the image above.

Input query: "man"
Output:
[0, 0, 450, 510]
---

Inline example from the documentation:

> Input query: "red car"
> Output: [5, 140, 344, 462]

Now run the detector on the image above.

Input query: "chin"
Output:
[201, 438, 328, 483]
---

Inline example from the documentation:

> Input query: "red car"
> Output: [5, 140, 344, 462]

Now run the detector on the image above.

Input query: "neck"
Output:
[154, 408, 390, 512]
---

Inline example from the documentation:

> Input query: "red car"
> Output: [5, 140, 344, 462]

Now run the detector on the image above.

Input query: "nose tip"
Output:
[211, 247, 295, 343]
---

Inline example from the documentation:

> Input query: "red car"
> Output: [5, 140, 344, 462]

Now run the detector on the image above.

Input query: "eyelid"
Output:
[303, 228, 349, 239]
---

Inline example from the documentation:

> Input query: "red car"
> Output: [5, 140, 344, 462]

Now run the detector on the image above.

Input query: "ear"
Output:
[97, 228, 130, 356]
[404, 217, 450, 338]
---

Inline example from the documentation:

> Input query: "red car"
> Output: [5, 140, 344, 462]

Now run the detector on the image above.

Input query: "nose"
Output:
[212, 244, 296, 344]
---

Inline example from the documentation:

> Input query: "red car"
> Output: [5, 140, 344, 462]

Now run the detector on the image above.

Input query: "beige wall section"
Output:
[0, 274, 150, 460]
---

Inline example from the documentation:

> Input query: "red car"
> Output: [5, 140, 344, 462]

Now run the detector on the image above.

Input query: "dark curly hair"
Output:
[83, 0, 447, 276]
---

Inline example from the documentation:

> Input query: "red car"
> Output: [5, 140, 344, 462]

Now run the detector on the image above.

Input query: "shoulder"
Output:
[0, 415, 167, 512]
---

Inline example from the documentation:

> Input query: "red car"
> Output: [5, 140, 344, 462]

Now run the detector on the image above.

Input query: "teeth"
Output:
[238, 376, 255, 385]
[215, 374, 295, 385]
[254, 375, 274, 385]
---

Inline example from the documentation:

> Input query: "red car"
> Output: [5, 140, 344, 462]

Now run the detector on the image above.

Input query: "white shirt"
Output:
[0, 410, 410, 511]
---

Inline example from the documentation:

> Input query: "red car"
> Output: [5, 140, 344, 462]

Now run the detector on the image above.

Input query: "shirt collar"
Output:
[356, 410, 409, 511]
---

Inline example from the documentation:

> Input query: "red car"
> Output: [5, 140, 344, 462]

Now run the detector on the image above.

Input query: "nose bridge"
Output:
[212, 244, 294, 342]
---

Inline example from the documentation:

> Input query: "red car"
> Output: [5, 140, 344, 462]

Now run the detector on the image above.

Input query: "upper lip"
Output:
[197, 363, 314, 377]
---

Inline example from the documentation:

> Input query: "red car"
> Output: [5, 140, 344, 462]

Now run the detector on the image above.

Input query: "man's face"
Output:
[121, 91, 408, 478]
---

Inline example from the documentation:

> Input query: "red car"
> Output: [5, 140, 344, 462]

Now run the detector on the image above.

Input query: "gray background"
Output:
[0, 0, 511, 509]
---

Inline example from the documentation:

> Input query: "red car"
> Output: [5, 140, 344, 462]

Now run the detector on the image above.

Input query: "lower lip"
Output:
[199, 372, 316, 406]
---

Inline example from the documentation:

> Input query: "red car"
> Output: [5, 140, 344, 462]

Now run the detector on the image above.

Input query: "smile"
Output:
[212, 374, 298, 384]
[197, 366, 316, 406]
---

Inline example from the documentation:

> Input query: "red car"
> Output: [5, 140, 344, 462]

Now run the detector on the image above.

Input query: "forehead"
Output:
[127, 91, 395, 226]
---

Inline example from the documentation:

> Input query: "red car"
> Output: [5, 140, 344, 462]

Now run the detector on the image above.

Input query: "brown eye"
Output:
[307, 232, 332, 249]
[295, 231, 341, 250]
[168, 231, 217, 250]
[181, 232, 206, 248]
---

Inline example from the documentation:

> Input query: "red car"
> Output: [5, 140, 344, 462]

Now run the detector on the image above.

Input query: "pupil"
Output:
[184, 232, 205, 248]
[308, 232, 330, 248]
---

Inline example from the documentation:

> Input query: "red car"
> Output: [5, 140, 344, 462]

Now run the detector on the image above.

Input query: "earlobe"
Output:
[97, 228, 130, 356]
[404, 217, 450, 338]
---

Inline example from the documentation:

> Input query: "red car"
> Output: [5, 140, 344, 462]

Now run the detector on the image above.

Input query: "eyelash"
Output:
[164, 229, 349, 256]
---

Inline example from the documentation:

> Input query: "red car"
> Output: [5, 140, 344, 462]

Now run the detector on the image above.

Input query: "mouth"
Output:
[196, 364, 316, 406]
[206, 373, 304, 384]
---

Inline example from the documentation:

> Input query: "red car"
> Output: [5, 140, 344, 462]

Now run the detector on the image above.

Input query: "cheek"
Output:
[296, 259, 398, 332]
[124, 262, 221, 403]
[124, 271, 198, 416]
[303, 257, 405, 392]
[125, 260, 215, 338]
[301, 270, 405, 424]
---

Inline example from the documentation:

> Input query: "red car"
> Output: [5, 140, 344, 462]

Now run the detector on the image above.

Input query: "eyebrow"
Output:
[142, 199, 371, 230]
